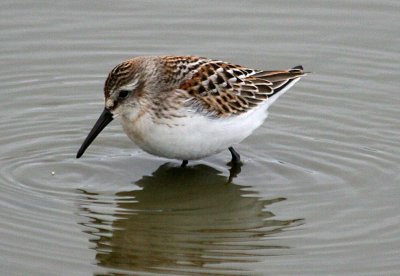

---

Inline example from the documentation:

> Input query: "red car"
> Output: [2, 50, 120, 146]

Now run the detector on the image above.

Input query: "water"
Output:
[1, 1, 399, 275]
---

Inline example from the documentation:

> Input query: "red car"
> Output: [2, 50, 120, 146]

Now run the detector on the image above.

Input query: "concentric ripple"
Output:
[0, 75, 303, 275]
[1, 0, 400, 275]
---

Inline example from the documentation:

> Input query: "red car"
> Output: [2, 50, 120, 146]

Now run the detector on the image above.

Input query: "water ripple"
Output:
[1, 0, 400, 275]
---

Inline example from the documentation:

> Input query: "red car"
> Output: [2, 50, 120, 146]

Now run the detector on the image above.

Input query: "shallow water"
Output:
[1, 1, 399, 275]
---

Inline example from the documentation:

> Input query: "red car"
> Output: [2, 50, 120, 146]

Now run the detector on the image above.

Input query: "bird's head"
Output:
[76, 58, 147, 158]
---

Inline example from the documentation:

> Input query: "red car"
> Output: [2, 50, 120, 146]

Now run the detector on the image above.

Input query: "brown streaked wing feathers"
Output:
[179, 62, 304, 117]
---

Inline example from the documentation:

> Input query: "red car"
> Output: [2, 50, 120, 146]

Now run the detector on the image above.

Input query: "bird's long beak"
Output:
[76, 108, 114, 158]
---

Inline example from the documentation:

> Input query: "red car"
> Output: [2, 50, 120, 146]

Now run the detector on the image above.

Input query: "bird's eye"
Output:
[118, 90, 129, 99]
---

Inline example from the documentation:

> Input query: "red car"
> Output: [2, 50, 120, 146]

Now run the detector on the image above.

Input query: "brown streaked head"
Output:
[76, 58, 145, 158]
[103, 58, 145, 111]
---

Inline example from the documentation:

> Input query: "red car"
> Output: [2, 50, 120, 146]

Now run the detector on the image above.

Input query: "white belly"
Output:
[119, 105, 268, 160]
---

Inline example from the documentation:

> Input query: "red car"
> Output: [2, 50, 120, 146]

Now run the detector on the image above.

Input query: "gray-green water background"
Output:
[1, 1, 399, 275]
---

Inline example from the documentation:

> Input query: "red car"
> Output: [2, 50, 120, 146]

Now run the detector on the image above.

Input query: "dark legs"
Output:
[181, 160, 188, 167]
[228, 147, 241, 165]
[227, 146, 242, 183]
[181, 147, 240, 167]
[179, 147, 242, 182]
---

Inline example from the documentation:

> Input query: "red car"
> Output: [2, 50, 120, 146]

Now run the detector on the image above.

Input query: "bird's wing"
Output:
[179, 60, 305, 117]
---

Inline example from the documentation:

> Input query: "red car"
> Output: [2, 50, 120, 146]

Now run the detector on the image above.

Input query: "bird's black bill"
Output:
[76, 108, 113, 158]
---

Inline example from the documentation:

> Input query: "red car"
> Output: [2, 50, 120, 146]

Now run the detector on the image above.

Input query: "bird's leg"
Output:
[228, 147, 241, 165]
[181, 160, 188, 167]
[227, 147, 242, 183]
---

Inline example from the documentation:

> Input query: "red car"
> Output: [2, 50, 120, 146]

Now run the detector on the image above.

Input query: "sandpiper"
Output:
[76, 56, 306, 166]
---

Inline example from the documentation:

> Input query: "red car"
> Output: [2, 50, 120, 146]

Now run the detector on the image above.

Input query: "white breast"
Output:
[119, 105, 266, 160]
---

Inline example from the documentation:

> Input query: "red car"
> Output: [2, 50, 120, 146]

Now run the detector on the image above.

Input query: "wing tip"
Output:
[291, 65, 311, 75]
[292, 65, 303, 70]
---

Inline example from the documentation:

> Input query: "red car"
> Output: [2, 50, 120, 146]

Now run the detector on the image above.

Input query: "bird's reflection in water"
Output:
[78, 163, 302, 275]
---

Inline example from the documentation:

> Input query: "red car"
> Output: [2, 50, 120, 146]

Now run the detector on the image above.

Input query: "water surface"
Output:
[1, 1, 399, 275]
